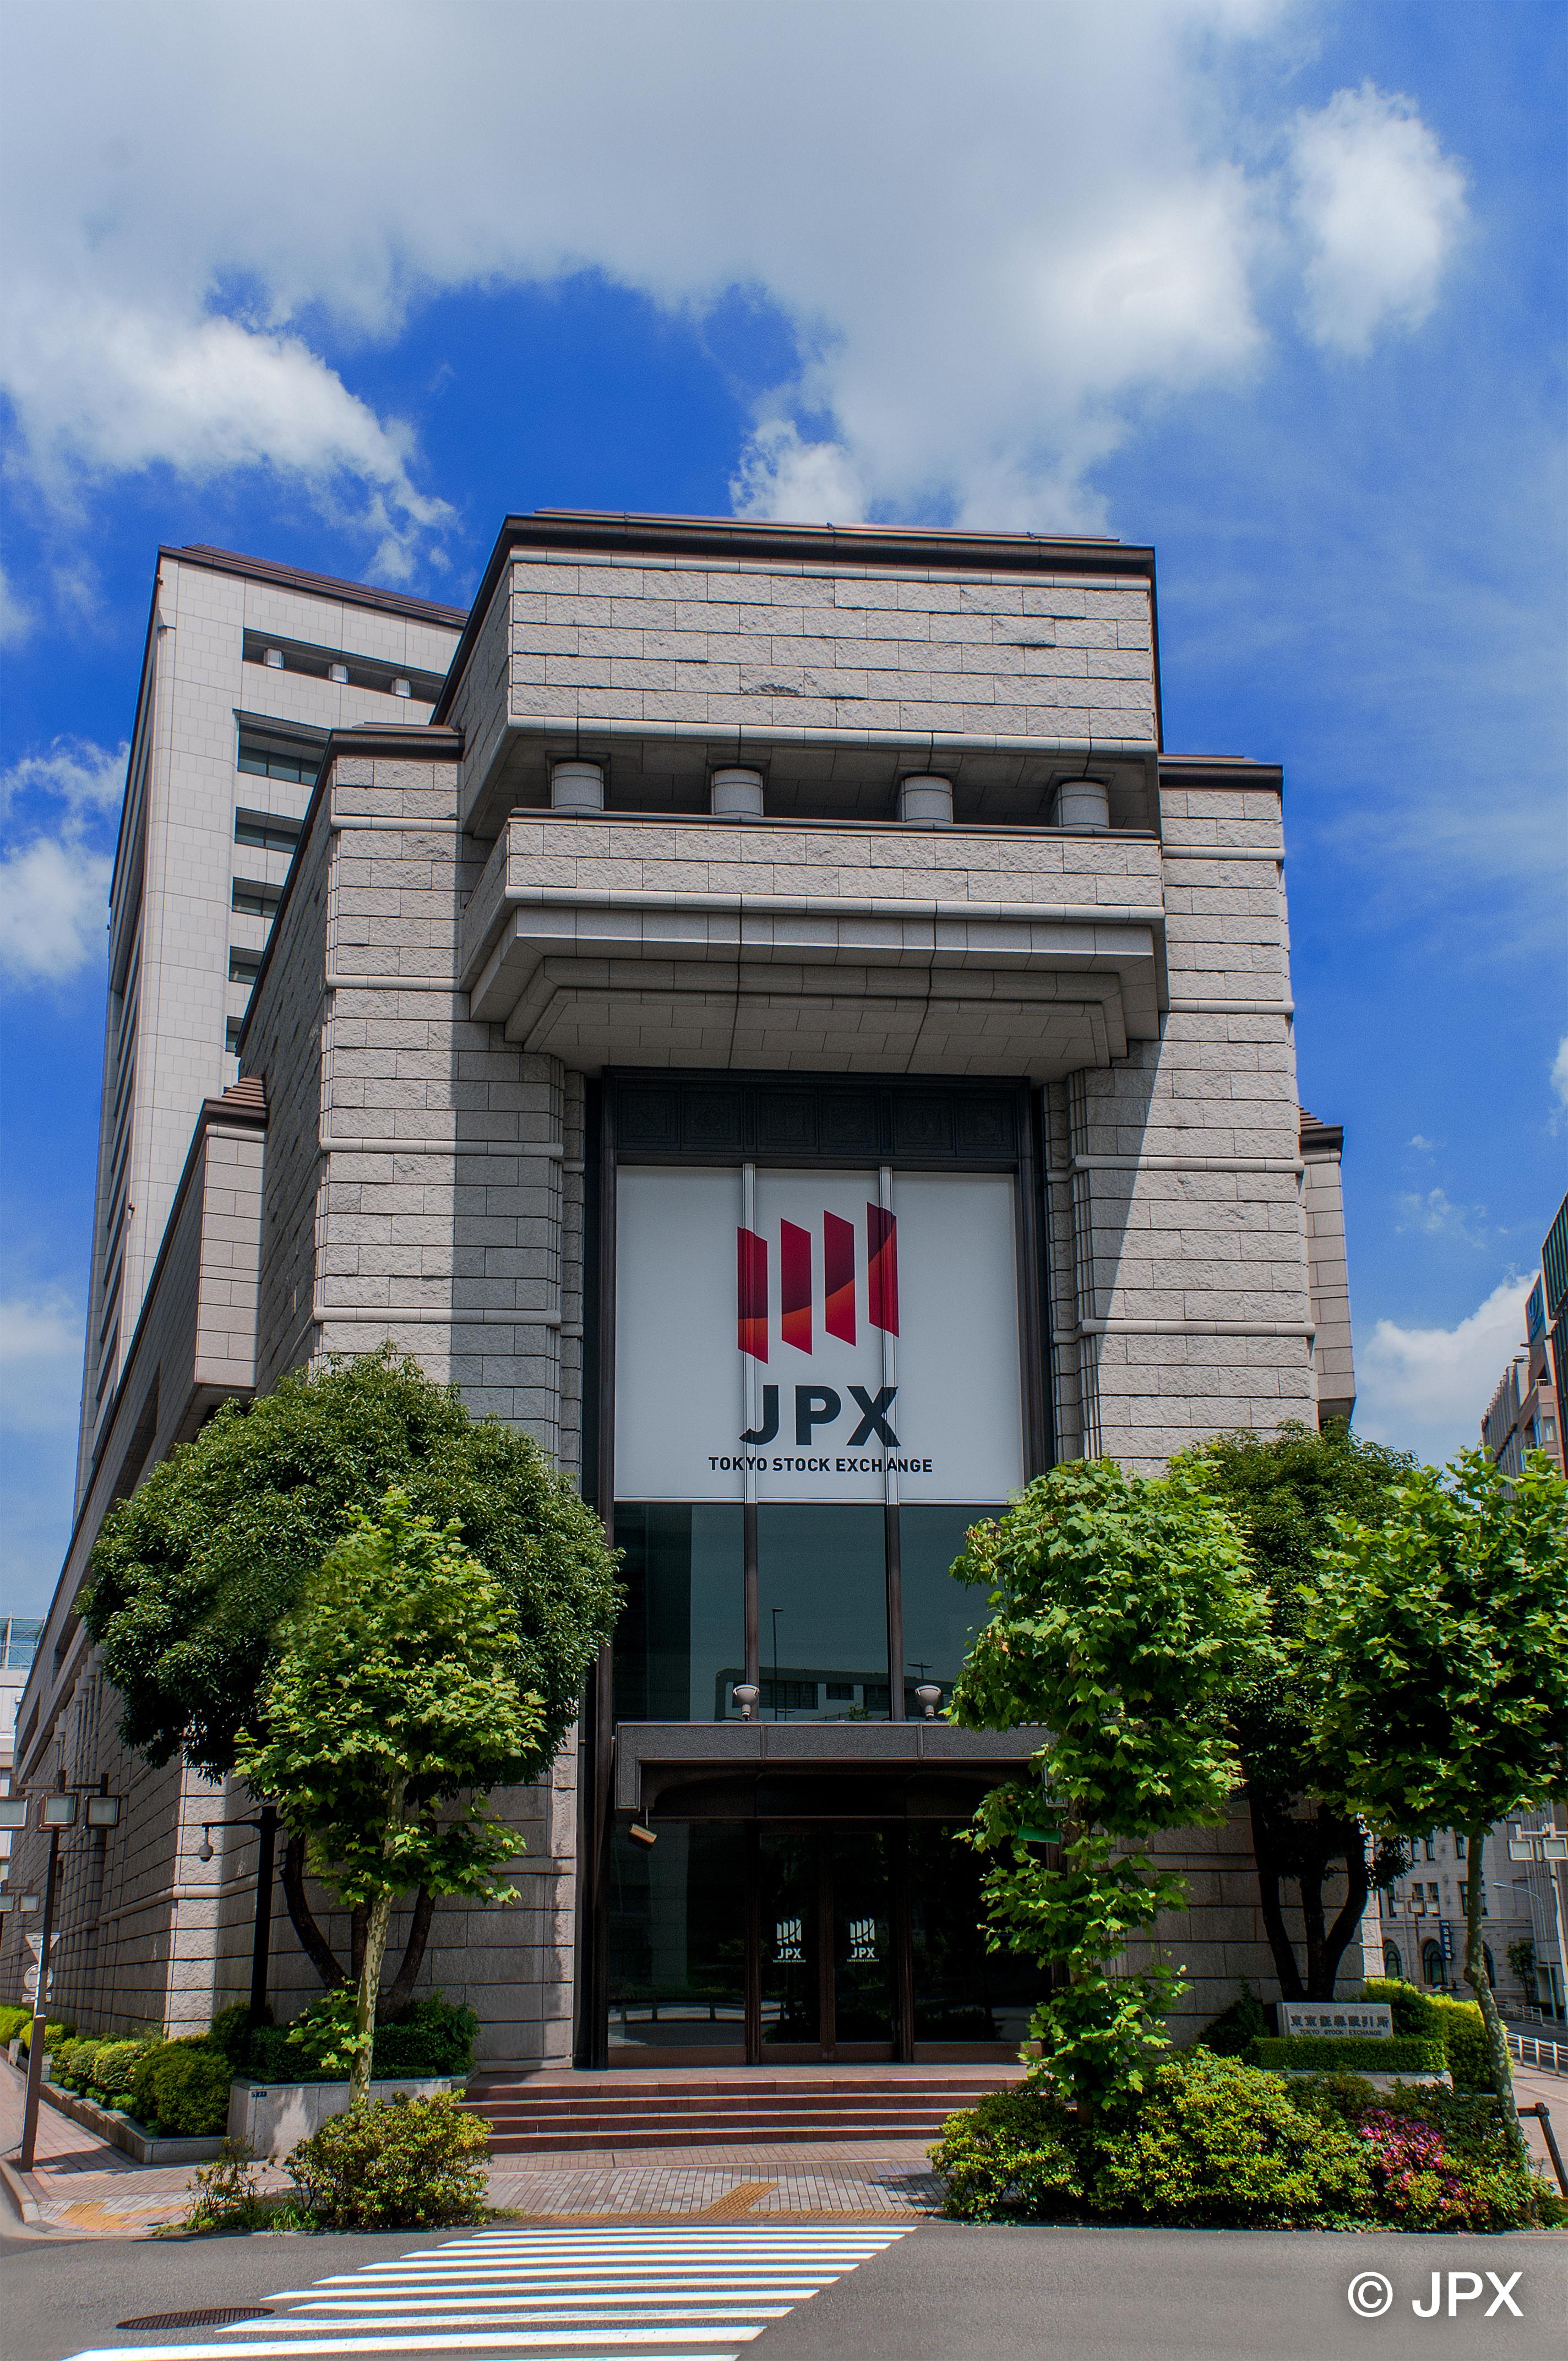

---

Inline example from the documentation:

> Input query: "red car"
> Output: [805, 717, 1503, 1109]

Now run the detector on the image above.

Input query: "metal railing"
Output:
[1508, 2030, 1568, 2077]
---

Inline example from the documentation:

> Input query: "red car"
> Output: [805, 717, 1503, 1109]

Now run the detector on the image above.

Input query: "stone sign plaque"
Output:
[1283, 2004, 1392, 2039]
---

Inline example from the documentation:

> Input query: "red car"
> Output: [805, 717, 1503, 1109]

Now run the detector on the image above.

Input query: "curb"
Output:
[0, 2154, 43, 2226]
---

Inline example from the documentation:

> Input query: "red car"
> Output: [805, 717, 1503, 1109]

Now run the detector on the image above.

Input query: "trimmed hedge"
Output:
[130, 2037, 233, 2135]
[0, 2003, 36, 2043]
[248, 1994, 477, 2085]
[1250, 2035, 1446, 2075]
[1363, 1979, 1497, 2090]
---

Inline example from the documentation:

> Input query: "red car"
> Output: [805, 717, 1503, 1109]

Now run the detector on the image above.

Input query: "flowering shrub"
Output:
[931, 2054, 1564, 2229]
[1359, 2110, 1471, 2226]
[286, 2091, 489, 2229]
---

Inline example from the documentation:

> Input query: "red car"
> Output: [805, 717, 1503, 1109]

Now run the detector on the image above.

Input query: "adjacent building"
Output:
[1480, 1196, 1568, 1481]
[6, 513, 1359, 2066]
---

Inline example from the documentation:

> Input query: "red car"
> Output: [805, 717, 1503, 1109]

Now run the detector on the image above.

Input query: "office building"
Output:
[8, 514, 1357, 2064]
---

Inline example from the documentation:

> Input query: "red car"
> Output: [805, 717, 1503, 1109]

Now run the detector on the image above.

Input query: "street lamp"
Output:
[15, 1785, 121, 2173]
[193, 1807, 280, 2030]
[914, 1684, 942, 1720]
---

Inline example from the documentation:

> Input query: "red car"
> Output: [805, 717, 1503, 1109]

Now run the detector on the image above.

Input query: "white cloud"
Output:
[1393, 1186, 1488, 1249]
[0, 737, 127, 824]
[0, 836, 112, 985]
[1550, 1036, 1568, 1133]
[1291, 83, 1468, 355]
[1357, 1274, 1531, 1465]
[0, 563, 31, 647]
[0, 1291, 82, 1437]
[0, 5, 1467, 553]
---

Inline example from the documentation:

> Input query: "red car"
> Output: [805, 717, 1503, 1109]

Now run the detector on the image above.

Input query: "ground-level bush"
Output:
[1429, 1995, 1493, 2091]
[285, 2091, 489, 2229]
[0, 2003, 32, 2044]
[249, 1992, 477, 2085]
[130, 2038, 233, 2135]
[927, 2086, 1086, 2220]
[930, 2052, 1562, 2231]
[1362, 1978, 1495, 2091]
[1195, 1981, 1268, 2058]
[14, 2015, 73, 2053]
[1085, 2054, 1374, 2226]
[85, 2038, 154, 2099]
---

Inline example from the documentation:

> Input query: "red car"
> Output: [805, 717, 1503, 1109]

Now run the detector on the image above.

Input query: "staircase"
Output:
[461, 2069, 1020, 2154]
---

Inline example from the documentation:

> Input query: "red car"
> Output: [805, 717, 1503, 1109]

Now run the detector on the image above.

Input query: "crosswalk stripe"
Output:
[61, 2224, 908, 2361]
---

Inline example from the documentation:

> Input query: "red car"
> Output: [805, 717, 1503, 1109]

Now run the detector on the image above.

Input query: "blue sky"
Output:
[2, 1, 1564, 1613]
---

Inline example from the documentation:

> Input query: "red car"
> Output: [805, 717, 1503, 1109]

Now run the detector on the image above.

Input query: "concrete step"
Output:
[459, 2070, 1012, 2152]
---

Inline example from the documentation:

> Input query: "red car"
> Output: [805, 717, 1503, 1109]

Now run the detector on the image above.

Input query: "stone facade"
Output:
[7, 516, 1360, 2060]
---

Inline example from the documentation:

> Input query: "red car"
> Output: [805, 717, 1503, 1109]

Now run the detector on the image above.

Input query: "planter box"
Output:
[39, 2077, 227, 2166]
[229, 2075, 468, 2160]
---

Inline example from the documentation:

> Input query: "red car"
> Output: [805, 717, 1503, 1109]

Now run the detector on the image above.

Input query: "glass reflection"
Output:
[613, 1504, 745, 1720]
[908, 1822, 1043, 2045]
[757, 1504, 889, 1720]
[899, 1504, 1001, 1714]
[608, 1821, 747, 2061]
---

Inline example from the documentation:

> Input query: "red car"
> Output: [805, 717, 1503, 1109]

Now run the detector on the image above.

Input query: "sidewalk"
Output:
[0, 2058, 941, 2237]
[4, 2054, 1562, 2239]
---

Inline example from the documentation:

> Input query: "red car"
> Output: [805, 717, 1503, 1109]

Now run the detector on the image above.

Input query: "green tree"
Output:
[83, 1348, 619, 2001]
[235, 1491, 544, 2104]
[951, 1459, 1267, 2113]
[1177, 1422, 1414, 1999]
[1302, 1447, 1568, 2159]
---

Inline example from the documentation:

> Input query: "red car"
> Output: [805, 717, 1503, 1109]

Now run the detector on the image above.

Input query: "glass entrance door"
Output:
[758, 1829, 895, 2059]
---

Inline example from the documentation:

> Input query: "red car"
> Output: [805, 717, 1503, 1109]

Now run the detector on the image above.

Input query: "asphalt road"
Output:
[3, 2219, 1564, 2361]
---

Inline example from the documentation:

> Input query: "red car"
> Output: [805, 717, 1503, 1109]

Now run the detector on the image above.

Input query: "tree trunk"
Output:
[1246, 1788, 1304, 2003]
[1315, 1823, 1371, 2001]
[351, 1887, 395, 2108]
[350, 1903, 368, 1986]
[1464, 1824, 1527, 2167]
[281, 1834, 348, 1988]
[349, 1775, 407, 2109]
[379, 1886, 435, 2020]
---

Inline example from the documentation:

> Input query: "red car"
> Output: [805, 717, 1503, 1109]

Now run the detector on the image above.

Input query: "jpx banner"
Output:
[615, 1166, 1025, 1503]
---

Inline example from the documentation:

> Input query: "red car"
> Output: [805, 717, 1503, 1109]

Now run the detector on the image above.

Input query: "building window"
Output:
[1483, 1944, 1495, 1987]
[234, 808, 302, 853]
[1422, 1940, 1445, 1987]
[229, 948, 262, 987]
[1383, 1943, 1403, 1981]
[225, 1018, 243, 1054]
[237, 739, 318, 786]
[1423, 1835, 1436, 1860]
[1454, 1834, 1466, 1859]
[231, 880, 281, 920]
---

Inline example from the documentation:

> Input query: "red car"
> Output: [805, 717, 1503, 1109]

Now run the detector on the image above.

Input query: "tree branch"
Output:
[380, 1886, 435, 2020]
[1247, 1786, 1304, 2003]
[280, 1833, 349, 1989]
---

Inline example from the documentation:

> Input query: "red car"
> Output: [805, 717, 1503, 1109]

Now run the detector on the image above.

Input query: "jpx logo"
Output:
[1346, 2268, 1523, 2321]
[737, 1205, 901, 1450]
[737, 1204, 899, 1359]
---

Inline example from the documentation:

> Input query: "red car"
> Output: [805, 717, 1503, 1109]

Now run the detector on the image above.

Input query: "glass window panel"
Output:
[908, 1822, 1044, 2047]
[899, 1504, 1001, 1713]
[758, 1503, 888, 1721]
[608, 1823, 747, 2061]
[613, 1503, 744, 1722]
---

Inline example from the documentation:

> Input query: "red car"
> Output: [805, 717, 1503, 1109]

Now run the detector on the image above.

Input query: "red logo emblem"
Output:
[737, 1207, 899, 1362]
